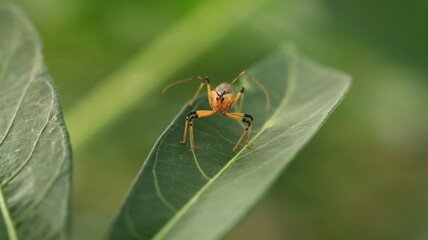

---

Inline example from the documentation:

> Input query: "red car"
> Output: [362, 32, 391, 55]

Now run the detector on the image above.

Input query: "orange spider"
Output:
[162, 71, 270, 151]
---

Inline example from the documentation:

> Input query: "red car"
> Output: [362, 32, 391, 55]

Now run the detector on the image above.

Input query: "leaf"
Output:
[0, 4, 72, 240]
[107, 47, 350, 240]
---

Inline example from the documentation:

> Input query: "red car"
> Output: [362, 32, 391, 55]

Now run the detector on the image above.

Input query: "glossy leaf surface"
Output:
[108, 47, 350, 240]
[0, 4, 72, 240]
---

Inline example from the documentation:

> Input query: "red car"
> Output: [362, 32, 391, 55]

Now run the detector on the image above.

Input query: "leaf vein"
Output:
[0, 185, 18, 240]
[0, 61, 41, 150]
[191, 149, 211, 180]
[2, 79, 54, 186]
[15, 121, 68, 224]
[153, 135, 178, 213]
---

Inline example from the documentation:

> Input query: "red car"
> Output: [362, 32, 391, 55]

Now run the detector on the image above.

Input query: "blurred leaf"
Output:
[107, 47, 350, 240]
[0, 4, 72, 240]
[66, 0, 272, 152]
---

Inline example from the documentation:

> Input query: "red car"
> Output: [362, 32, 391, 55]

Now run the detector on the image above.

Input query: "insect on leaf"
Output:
[0, 4, 72, 240]
[107, 46, 351, 240]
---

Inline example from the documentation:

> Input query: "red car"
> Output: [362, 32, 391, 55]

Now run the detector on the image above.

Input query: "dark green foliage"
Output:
[0, 5, 72, 240]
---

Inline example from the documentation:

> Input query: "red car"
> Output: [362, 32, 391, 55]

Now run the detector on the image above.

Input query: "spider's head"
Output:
[215, 91, 226, 102]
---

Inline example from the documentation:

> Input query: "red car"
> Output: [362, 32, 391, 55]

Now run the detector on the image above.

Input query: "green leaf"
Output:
[107, 47, 350, 240]
[0, 4, 72, 240]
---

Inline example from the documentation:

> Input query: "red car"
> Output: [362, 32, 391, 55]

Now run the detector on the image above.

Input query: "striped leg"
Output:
[223, 112, 253, 151]
[181, 110, 217, 150]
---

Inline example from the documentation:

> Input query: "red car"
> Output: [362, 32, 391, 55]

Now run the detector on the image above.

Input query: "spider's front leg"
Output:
[223, 112, 254, 151]
[181, 110, 217, 150]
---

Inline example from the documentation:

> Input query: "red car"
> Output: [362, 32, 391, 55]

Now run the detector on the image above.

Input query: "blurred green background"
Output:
[8, 0, 428, 239]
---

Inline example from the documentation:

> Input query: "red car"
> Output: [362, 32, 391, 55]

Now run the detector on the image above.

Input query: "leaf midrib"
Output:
[151, 56, 297, 239]
[0, 186, 18, 240]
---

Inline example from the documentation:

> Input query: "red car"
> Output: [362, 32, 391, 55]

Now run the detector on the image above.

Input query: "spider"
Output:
[163, 71, 270, 151]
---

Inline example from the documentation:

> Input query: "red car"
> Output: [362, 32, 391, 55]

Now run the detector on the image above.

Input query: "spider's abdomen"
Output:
[215, 83, 234, 95]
